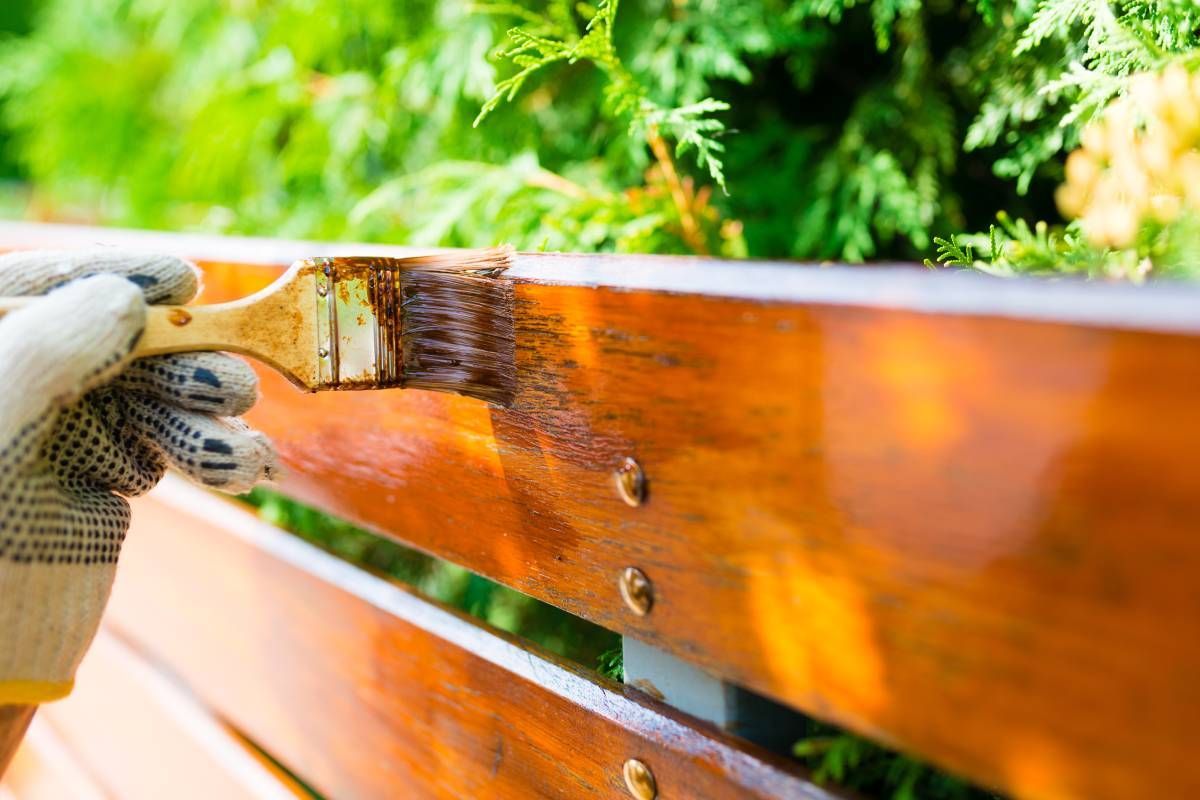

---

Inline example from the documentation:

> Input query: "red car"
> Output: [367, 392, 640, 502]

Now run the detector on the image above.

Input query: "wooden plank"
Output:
[36, 631, 306, 800]
[2, 719, 107, 800]
[6, 223, 1200, 797]
[106, 478, 838, 800]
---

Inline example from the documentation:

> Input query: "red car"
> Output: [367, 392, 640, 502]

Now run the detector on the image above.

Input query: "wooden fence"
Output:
[2, 222, 1200, 799]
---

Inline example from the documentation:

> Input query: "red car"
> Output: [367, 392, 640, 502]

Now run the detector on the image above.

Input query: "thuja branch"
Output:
[474, 0, 729, 191]
[647, 126, 707, 254]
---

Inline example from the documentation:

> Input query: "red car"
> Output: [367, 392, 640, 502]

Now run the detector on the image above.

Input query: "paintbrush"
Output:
[0, 247, 516, 405]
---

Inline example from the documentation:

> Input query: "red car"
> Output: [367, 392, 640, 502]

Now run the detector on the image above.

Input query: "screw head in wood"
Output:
[318, 347, 330, 358]
[623, 759, 657, 800]
[614, 457, 646, 507]
[619, 567, 653, 616]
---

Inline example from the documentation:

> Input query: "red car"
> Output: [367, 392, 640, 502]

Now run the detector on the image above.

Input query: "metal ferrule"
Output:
[312, 257, 397, 389]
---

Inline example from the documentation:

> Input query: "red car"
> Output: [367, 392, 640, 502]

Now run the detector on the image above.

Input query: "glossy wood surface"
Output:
[38, 632, 307, 800]
[4, 224, 1199, 798]
[106, 479, 837, 800]
[203, 263, 1200, 799]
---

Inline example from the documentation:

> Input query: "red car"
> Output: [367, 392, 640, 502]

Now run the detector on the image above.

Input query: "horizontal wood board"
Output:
[106, 480, 836, 800]
[5, 223, 1200, 798]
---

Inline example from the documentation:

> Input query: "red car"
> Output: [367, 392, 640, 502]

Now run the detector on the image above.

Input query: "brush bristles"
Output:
[394, 247, 515, 404]
[388, 246, 513, 277]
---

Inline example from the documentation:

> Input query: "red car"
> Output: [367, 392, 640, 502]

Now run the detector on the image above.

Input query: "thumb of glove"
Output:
[0, 275, 146, 447]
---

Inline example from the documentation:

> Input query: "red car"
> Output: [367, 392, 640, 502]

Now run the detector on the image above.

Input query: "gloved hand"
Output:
[0, 250, 275, 705]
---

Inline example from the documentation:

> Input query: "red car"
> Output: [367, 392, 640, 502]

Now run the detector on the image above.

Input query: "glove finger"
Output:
[43, 394, 167, 498]
[112, 353, 260, 416]
[0, 275, 145, 451]
[0, 249, 199, 304]
[121, 394, 276, 493]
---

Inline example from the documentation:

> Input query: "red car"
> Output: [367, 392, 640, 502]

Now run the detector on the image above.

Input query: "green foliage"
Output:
[958, 0, 1199, 194]
[794, 15, 958, 259]
[0, 0, 1143, 264]
[794, 722, 1002, 800]
[6, 0, 1199, 267]
[596, 644, 625, 681]
[927, 0, 1200, 278]
[925, 212, 1127, 278]
[475, 0, 731, 189]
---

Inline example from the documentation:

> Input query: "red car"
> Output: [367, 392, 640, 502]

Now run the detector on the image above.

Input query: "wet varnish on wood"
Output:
[198, 258, 1200, 800]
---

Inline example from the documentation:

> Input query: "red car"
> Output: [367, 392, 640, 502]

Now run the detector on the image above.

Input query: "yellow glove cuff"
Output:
[0, 561, 115, 702]
[0, 680, 74, 705]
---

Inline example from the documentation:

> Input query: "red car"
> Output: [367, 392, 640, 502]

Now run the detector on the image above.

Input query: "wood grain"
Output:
[38, 631, 307, 800]
[198, 260, 1200, 799]
[105, 479, 838, 800]
[5, 224, 1200, 798]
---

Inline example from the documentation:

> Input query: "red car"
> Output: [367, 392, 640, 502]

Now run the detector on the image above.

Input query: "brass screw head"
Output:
[623, 759, 657, 800]
[619, 567, 653, 616]
[614, 457, 646, 507]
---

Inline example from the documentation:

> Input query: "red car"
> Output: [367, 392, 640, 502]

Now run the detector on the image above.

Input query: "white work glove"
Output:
[0, 250, 275, 704]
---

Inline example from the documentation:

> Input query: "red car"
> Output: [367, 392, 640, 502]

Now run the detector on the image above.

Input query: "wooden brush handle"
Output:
[0, 297, 261, 358]
[0, 263, 321, 390]
[139, 303, 265, 358]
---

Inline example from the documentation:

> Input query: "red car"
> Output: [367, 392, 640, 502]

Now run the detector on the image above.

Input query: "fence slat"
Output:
[106, 479, 838, 800]
[5, 223, 1200, 798]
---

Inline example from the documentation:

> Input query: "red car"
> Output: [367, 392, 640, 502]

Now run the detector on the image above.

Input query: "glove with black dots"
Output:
[0, 250, 275, 705]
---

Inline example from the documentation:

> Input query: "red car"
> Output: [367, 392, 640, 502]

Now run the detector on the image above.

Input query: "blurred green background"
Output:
[2, 1, 1196, 272]
[0, 0, 1075, 263]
